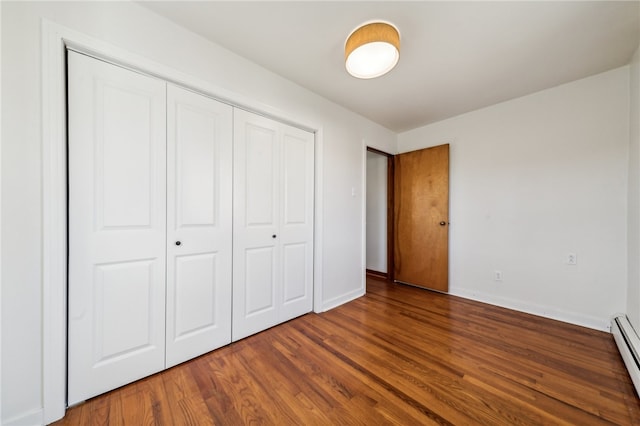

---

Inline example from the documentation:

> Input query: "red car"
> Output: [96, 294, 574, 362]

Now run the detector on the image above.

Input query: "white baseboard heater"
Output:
[611, 314, 640, 396]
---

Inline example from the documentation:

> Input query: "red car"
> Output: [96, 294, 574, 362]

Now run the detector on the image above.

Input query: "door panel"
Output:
[394, 144, 449, 292]
[68, 51, 167, 405]
[174, 103, 218, 227]
[173, 253, 217, 337]
[165, 84, 232, 368]
[94, 260, 157, 363]
[282, 243, 307, 302]
[245, 247, 277, 315]
[245, 124, 277, 226]
[98, 86, 154, 228]
[283, 136, 308, 224]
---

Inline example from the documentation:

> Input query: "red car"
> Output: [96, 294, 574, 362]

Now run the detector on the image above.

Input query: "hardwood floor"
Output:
[54, 277, 640, 425]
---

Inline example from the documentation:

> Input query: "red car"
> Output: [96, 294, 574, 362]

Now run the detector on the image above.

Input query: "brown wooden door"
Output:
[393, 144, 449, 292]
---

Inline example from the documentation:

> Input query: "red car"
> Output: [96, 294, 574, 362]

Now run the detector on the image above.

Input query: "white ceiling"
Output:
[140, 1, 639, 133]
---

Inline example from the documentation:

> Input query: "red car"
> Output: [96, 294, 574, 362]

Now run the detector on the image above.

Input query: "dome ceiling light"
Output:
[345, 22, 400, 79]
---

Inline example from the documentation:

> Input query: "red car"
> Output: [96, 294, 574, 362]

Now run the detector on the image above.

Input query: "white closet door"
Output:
[233, 109, 314, 341]
[279, 125, 315, 322]
[165, 85, 233, 367]
[68, 51, 167, 404]
[233, 111, 280, 340]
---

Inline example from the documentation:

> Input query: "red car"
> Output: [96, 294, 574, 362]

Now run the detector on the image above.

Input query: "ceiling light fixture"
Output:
[345, 21, 400, 79]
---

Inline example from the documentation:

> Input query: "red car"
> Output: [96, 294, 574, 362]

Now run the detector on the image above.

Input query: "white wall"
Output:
[366, 151, 388, 273]
[398, 67, 630, 331]
[628, 46, 640, 331]
[0, 1, 396, 423]
[0, 2, 3, 422]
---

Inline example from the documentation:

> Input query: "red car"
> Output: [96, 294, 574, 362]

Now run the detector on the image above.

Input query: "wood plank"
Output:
[54, 277, 640, 425]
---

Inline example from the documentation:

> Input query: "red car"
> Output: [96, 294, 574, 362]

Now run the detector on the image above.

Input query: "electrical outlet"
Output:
[567, 253, 577, 265]
[494, 270, 503, 281]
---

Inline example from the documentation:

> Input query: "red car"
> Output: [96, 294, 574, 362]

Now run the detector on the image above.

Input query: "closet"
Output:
[67, 51, 314, 404]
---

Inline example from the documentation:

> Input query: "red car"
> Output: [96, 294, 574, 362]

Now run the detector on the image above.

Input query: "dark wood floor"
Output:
[54, 277, 640, 425]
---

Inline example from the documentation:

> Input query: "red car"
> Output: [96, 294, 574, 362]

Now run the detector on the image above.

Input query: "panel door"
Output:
[232, 110, 281, 340]
[394, 144, 449, 292]
[165, 85, 233, 367]
[68, 51, 167, 404]
[278, 125, 315, 322]
[232, 109, 314, 341]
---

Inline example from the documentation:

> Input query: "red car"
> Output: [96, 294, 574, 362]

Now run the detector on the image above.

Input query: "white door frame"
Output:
[41, 20, 324, 424]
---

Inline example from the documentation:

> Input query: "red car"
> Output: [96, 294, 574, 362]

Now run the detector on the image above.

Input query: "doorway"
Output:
[365, 147, 394, 281]
[365, 144, 450, 293]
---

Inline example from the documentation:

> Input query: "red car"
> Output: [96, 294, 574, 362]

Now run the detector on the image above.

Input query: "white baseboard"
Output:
[320, 287, 365, 312]
[3, 408, 43, 426]
[450, 287, 609, 331]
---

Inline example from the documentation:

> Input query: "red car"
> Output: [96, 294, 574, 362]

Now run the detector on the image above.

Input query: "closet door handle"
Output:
[272, 234, 277, 239]
[175, 241, 182, 246]
[439, 221, 447, 226]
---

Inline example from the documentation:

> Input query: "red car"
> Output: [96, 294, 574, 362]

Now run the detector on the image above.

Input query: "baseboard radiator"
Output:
[612, 314, 640, 396]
